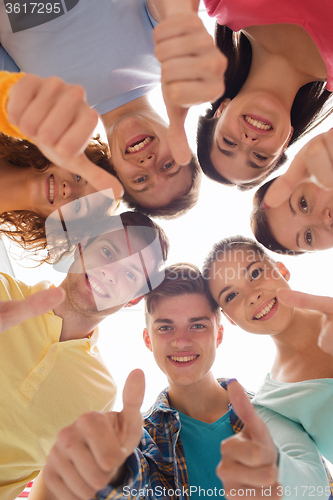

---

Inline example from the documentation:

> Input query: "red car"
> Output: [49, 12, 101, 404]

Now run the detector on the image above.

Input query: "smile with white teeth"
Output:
[126, 136, 152, 153]
[254, 298, 277, 320]
[49, 175, 55, 204]
[244, 115, 272, 130]
[170, 355, 198, 363]
[87, 276, 109, 297]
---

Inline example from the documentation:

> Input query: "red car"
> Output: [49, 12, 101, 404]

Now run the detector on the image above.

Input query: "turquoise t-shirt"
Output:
[178, 411, 234, 499]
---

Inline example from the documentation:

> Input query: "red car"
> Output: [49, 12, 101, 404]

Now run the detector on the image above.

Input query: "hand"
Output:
[278, 288, 333, 356]
[218, 380, 280, 499]
[7, 74, 124, 199]
[264, 129, 333, 208]
[43, 369, 145, 500]
[154, 0, 227, 165]
[0, 286, 65, 334]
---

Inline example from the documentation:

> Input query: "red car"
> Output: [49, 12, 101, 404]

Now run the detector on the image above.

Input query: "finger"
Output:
[218, 459, 278, 488]
[166, 105, 192, 165]
[121, 369, 145, 422]
[277, 289, 333, 316]
[318, 325, 333, 357]
[0, 287, 65, 333]
[221, 436, 276, 469]
[7, 73, 42, 126]
[154, 13, 204, 45]
[227, 380, 270, 444]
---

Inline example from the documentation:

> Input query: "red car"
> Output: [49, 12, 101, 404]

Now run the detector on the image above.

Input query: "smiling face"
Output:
[28, 164, 97, 219]
[210, 95, 293, 185]
[64, 229, 158, 317]
[266, 182, 333, 252]
[208, 249, 294, 335]
[108, 113, 192, 208]
[143, 293, 222, 389]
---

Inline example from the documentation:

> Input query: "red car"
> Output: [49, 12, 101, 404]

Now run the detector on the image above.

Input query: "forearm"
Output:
[256, 407, 330, 499]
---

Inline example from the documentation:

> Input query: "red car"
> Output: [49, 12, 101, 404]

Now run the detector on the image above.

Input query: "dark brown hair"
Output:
[197, 25, 333, 189]
[0, 134, 115, 264]
[251, 178, 303, 255]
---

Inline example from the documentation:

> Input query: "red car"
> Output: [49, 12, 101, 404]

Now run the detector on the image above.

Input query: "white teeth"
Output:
[244, 115, 272, 130]
[126, 136, 152, 153]
[49, 175, 54, 204]
[88, 276, 108, 297]
[170, 355, 197, 363]
[254, 298, 276, 320]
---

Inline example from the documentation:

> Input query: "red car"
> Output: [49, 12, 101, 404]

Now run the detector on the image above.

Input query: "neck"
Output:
[168, 372, 230, 423]
[242, 41, 315, 110]
[53, 280, 102, 342]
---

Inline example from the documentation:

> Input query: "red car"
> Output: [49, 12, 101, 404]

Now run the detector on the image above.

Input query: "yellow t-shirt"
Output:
[0, 273, 117, 500]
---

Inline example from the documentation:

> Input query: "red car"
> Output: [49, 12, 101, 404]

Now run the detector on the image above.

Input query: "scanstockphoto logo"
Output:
[4, 0, 80, 33]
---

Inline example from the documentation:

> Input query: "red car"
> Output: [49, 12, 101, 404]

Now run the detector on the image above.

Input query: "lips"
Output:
[125, 135, 154, 154]
[243, 115, 273, 133]
[253, 298, 277, 320]
[168, 354, 199, 365]
[47, 174, 57, 204]
[85, 273, 110, 298]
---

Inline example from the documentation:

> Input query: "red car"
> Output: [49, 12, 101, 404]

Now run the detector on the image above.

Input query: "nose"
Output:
[322, 208, 332, 230]
[61, 180, 84, 200]
[138, 153, 155, 167]
[247, 289, 262, 306]
[99, 264, 117, 284]
[241, 131, 259, 145]
[170, 330, 193, 349]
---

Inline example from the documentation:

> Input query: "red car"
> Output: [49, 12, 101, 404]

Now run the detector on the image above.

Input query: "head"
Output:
[197, 25, 333, 189]
[252, 178, 333, 253]
[107, 110, 201, 219]
[0, 135, 115, 262]
[203, 236, 294, 336]
[143, 263, 223, 388]
[61, 211, 169, 322]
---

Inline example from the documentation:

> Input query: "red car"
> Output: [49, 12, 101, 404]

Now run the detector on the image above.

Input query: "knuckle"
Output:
[67, 84, 86, 102]
[263, 465, 279, 486]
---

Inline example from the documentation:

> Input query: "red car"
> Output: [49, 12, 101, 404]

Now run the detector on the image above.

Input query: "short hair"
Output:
[251, 178, 303, 256]
[145, 263, 221, 326]
[197, 23, 333, 190]
[121, 154, 202, 219]
[196, 114, 287, 190]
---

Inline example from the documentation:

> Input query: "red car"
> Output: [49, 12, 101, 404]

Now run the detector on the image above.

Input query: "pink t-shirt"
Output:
[204, 0, 333, 91]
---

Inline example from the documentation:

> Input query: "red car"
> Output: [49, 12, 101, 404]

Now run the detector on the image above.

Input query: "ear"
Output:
[221, 308, 237, 326]
[216, 325, 224, 347]
[124, 296, 144, 308]
[213, 98, 231, 118]
[276, 262, 291, 282]
[143, 328, 152, 352]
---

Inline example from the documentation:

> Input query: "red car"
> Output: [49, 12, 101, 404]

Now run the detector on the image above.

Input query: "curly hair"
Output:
[197, 25, 333, 189]
[121, 154, 202, 219]
[250, 178, 303, 256]
[0, 134, 117, 264]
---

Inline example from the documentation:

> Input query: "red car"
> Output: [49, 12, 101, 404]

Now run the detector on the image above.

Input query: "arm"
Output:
[218, 380, 329, 500]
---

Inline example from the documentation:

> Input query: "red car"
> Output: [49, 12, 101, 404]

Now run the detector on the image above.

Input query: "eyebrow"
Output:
[129, 167, 182, 194]
[153, 319, 173, 325]
[189, 316, 210, 322]
[216, 140, 267, 170]
[217, 261, 261, 301]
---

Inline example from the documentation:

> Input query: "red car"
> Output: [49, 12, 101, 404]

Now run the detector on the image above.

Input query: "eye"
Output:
[253, 152, 268, 161]
[134, 175, 148, 184]
[304, 229, 312, 246]
[158, 325, 172, 332]
[250, 268, 262, 280]
[102, 247, 113, 259]
[299, 196, 308, 214]
[192, 324, 205, 330]
[223, 137, 237, 147]
[75, 199, 81, 213]
[162, 160, 174, 171]
[76, 175, 82, 182]
[225, 291, 237, 303]
[126, 271, 136, 281]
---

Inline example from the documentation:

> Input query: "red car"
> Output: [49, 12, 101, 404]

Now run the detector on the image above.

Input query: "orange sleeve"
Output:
[0, 71, 28, 139]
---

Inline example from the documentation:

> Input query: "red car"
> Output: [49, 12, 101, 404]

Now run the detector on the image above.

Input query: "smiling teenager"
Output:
[29, 264, 331, 500]
[0, 211, 169, 500]
[197, 0, 333, 190]
[204, 236, 333, 468]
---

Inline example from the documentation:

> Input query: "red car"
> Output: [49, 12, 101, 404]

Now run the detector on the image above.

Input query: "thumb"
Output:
[164, 0, 194, 17]
[228, 380, 269, 443]
[121, 369, 145, 425]
[277, 289, 333, 317]
[166, 105, 192, 166]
